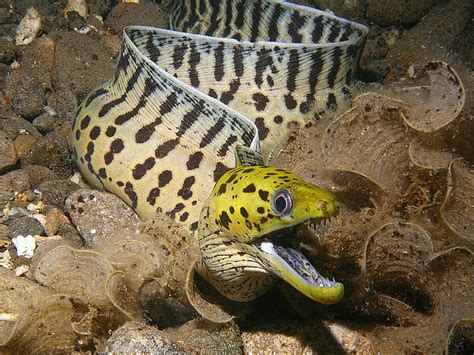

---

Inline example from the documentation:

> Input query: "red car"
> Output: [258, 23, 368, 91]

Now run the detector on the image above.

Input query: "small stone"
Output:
[0, 112, 43, 140]
[0, 190, 14, 206]
[13, 133, 37, 159]
[45, 90, 78, 121]
[20, 129, 73, 178]
[15, 7, 42, 46]
[0, 169, 31, 193]
[32, 113, 62, 134]
[0, 130, 18, 173]
[14, 264, 29, 276]
[23, 165, 60, 188]
[8, 216, 44, 238]
[64, 0, 89, 19]
[105, 322, 195, 352]
[37, 179, 81, 210]
[57, 224, 82, 248]
[44, 208, 69, 236]
[65, 189, 141, 247]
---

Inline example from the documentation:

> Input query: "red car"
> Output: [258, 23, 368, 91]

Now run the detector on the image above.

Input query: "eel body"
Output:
[71, 0, 368, 232]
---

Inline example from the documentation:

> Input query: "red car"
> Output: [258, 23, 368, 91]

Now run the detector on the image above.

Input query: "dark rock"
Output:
[13, 133, 37, 159]
[366, 0, 436, 26]
[0, 111, 43, 140]
[20, 128, 73, 178]
[107, 2, 170, 34]
[0, 130, 18, 173]
[8, 215, 44, 238]
[0, 63, 9, 91]
[37, 179, 80, 210]
[50, 30, 115, 101]
[64, 189, 141, 247]
[57, 223, 82, 248]
[313, 0, 366, 21]
[22, 165, 60, 188]
[45, 89, 77, 121]
[0, 190, 14, 206]
[0, 38, 15, 64]
[32, 112, 62, 134]
[4, 36, 55, 119]
[0, 169, 31, 193]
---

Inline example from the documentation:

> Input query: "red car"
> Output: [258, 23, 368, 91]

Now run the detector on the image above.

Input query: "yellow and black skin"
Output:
[197, 150, 344, 304]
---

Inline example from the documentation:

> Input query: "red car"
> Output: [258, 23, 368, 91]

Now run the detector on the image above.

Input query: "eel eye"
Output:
[271, 189, 293, 216]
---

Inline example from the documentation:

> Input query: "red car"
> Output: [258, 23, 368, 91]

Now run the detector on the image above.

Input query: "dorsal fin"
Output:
[234, 145, 264, 166]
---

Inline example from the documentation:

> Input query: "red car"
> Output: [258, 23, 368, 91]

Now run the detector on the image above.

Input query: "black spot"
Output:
[257, 207, 265, 214]
[273, 115, 283, 124]
[240, 207, 249, 218]
[242, 168, 254, 173]
[158, 170, 173, 187]
[229, 206, 235, 214]
[186, 151, 203, 170]
[217, 183, 227, 195]
[258, 189, 269, 201]
[147, 188, 160, 206]
[213, 162, 229, 182]
[260, 217, 268, 224]
[284, 93, 297, 110]
[190, 221, 198, 231]
[245, 220, 252, 230]
[98, 168, 107, 179]
[124, 182, 138, 209]
[219, 211, 231, 230]
[155, 138, 179, 159]
[132, 157, 156, 180]
[178, 176, 195, 200]
[252, 93, 269, 111]
[89, 126, 101, 139]
[105, 126, 116, 137]
[80, 115, 91, 130]
[255, 117, 269, 140]
[243, 183, 256, 193]
[179, 212, 189, 222]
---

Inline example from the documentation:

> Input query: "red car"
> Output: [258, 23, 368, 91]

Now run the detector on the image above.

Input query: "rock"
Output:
[0, 111, 42, 140]
[43, 207, 69, 236]
[65, 189, 141, 247]
[0, 169, 31, 193]
[385, 0, 472, 77]
[0, 63, 9, 91]
[57, 223, 82, 247]
[107, 2, 170, 34]
[0, 37, 15, 64]
[13, 133, 37, 159]
[50, 30, 115, 100]
[313, 0, 366, 20]
[4, 36, 55, 119]
[23, 165, 60, 188]
[0, 190, 14, 206]
[32, 112, 62, 134]
[37, 179, 80, 210]
[366, 0, 436, 26]
[0, 130, 18, 173]
[15, 7, 42, 46]
[8, 216, 44, 238]
[100, 34, 121, 59]
[241, 322, 377, 353]
[20, 128, 73, 178]
[105, 322, 195, 353]
[45, 89, 77, 121]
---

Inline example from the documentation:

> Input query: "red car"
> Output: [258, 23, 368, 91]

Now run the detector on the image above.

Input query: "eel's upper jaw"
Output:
[254, 225, 344, 305]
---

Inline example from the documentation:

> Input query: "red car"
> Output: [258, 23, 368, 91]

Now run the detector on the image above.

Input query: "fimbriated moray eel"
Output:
[71, 0, 367, 303]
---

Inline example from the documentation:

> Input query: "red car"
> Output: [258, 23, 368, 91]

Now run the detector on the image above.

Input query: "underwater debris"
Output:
[441, 159, 474, 241]
[15, 7, 41, 46]
[408, 139, 455, 170]
[12, 235, 36, 258]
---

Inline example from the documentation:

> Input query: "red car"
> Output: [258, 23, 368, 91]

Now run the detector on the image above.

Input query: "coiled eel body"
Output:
[71, 0, 367, 302]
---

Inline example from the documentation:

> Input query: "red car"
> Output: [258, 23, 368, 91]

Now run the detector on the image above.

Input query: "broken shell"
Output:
[446, 318, 474, 354]
[15, 7, 41, 46]
[322, 93, 412, 196]
[106, 270, 138, 320]
[34, 246, 113, 304]
[441, 159, 474, 241]
[397, 62, 465, 133]
[408, 139, 455, 170]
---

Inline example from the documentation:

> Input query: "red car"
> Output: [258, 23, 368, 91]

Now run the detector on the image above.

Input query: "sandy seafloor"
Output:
[0, 0, 473, 353]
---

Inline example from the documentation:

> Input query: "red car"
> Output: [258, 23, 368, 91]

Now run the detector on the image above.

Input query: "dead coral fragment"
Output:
[34, 246, 113, 304]
[441, 159, 474, 241]
[397, 61, 465, 133]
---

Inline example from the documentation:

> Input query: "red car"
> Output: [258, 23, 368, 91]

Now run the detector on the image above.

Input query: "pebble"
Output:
[65, 189, 141, 247]
[57, 224, 82, 248]
[45, 89, 78, 121]
[0, 190, 14, 206]
[8, 216, 44, 238]
[44, 208, 69, 236]
[0, 111, 43, 140]
[12, 235, 36, 258]
[64, 0, 88, 19]
[14, 264, 29, 276]
[0, 169, 31, 193]
[20, 129, 73, 178]
[37, 179, 80, 210]
[13, 133, 37, 159]
[32, 113, 61, 134]
[23, 165, 60, 188]
[0, 130, 18, 173]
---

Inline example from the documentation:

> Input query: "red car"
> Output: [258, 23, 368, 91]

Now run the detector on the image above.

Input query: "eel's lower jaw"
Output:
[254, 227, 344, 305]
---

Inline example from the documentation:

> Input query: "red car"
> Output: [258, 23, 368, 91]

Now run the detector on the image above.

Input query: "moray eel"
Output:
[71, 0, 367, 304]
[197, 146, 343, 304]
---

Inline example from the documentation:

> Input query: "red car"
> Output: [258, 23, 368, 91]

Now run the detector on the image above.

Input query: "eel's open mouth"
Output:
[253, 220, 344, 305]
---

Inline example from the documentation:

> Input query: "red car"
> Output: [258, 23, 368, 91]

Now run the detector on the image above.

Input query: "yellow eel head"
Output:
[198, 165, 344, 305]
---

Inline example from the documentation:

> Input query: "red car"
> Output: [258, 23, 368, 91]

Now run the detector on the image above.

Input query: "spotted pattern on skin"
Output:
[71, 0, 367, 233]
